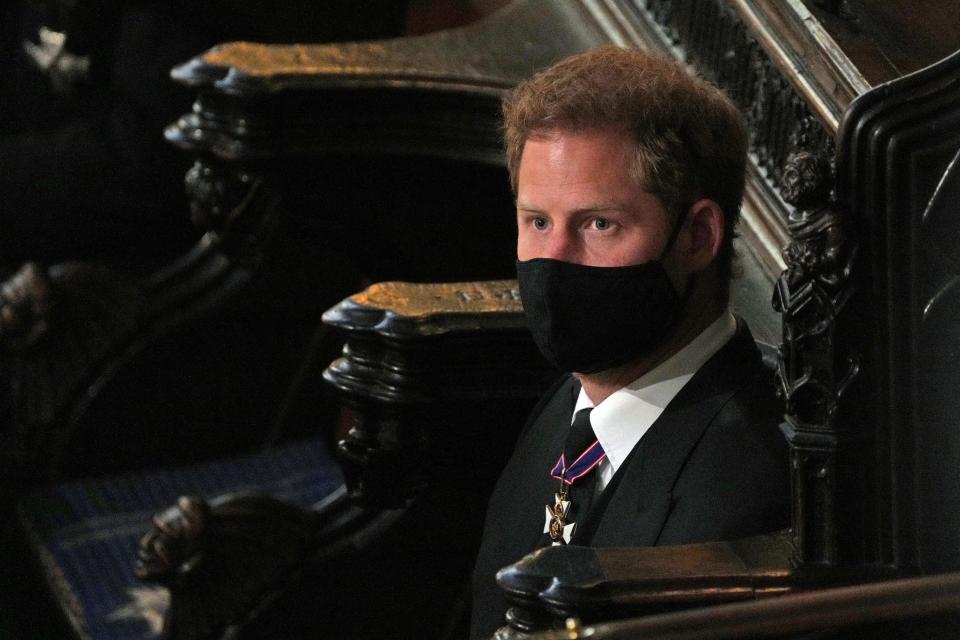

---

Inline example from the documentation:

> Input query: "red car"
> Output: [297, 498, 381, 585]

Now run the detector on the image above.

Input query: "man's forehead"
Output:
[519, 129, 633, 163]
[516, 199, 636, 214]
[517, 130, 650, 193]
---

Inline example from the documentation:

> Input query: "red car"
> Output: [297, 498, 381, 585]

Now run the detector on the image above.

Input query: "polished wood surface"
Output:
[804, 0, 960, 85]
[523, 570, 960, 639]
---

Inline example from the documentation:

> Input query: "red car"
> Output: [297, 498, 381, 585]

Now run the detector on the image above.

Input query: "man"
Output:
[471, 45, 790, 637]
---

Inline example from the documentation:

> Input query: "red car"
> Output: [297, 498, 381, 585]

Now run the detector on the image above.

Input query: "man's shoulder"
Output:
[514, 373, 578, 442]
[706, 318, 782, 432]
[685, 321, 785, 472]
[693, 363, 785, 469]
[662, 330, 789, 541]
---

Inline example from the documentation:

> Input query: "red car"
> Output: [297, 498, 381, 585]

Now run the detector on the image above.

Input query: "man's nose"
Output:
[541, 230, 579, 262]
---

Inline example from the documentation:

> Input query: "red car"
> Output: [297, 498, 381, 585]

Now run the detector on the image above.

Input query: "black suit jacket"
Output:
[470, 322, 790, 638]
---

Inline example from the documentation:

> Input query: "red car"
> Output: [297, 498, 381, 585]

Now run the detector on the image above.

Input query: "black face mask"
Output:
[516, 253, 683, 375]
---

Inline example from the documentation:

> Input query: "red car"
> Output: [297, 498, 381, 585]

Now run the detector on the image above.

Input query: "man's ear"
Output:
[678, 198, 724, 273]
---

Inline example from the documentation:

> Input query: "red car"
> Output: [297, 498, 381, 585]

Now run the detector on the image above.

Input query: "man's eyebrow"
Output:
[575, 203, 628, 213]
[516, 202, 628, 213]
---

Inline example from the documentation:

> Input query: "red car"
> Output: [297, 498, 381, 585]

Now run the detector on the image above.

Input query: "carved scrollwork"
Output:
[183, 159, 282, 268]
[634, 0, 837, 211]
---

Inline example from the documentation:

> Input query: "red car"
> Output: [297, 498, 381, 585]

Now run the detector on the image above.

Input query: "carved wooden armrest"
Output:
[522, 571, 960, 640]
[135, 486, 388, 640]
[322, 279, 553, 506]
[494, 531, 896, 636]
[164, 1, 595, 168]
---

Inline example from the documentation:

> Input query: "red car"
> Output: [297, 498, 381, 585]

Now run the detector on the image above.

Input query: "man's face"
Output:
[516, 129, 675, 268]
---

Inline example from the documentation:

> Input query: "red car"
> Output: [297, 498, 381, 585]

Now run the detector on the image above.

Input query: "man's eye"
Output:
[593, 217, 611, 230]
[533, 217, 548, 230]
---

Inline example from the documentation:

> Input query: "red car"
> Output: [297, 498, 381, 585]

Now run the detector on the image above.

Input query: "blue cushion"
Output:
[18, 438, 344, 640]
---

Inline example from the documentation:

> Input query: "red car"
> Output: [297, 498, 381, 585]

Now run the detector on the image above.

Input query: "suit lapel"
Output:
[588, 325, 761, 547]
[499, 377, 579, 552]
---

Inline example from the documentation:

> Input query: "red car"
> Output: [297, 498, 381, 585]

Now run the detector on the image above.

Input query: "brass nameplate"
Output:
[349, 280, 521, 318]
[203, 42, 402, 77]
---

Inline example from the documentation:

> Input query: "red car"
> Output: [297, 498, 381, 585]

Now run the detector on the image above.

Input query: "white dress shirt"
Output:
[572, 311, 738, 492]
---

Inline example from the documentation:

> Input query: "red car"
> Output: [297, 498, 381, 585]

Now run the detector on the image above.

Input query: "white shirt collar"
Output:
[573, 311, 738, 487]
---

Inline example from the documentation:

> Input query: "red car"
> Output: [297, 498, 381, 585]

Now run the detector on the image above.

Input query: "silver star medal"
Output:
[544, 493, 575, 544]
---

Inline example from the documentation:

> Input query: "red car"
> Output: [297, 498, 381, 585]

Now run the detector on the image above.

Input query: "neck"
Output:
[577, 291, 724, 405]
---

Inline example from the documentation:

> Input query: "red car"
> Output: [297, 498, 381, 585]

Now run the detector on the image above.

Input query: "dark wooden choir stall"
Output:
[0, 0, 417, 492]
[8, 2, 565, 638]
[6, 1, 960, 639]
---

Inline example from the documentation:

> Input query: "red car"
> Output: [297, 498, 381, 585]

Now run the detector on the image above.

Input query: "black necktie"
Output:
[541, 408, 603, 546]
[564, 408, 600, 521]
[564, 408, 597, 469]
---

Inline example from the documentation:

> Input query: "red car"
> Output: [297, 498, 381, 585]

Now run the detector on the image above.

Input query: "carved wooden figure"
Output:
[773, 150, 858, 568]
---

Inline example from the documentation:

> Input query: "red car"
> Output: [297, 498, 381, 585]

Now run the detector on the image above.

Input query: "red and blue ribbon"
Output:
[550, 441, 606, 485]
